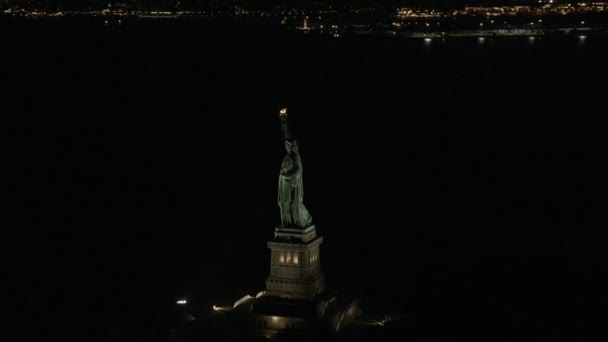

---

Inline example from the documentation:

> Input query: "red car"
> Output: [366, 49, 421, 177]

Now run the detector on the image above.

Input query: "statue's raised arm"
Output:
[277, 108, 313, 229]
[279, 108, 293, 142]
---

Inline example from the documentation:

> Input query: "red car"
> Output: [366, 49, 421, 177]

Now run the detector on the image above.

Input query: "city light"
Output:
[4, 1, 607, 39]
[177, 299, 187, 305]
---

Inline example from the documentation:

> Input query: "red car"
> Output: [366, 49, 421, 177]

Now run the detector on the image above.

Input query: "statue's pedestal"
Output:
[265, 225, 326, 300]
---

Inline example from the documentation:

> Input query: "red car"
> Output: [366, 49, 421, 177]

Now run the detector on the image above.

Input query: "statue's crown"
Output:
[279, 108, 288, 117]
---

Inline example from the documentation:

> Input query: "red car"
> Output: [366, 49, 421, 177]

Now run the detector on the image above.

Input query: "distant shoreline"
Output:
[2, 11, 608, 39]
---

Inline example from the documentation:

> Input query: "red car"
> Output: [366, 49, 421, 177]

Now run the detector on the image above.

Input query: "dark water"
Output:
[6, 19, 605, 341]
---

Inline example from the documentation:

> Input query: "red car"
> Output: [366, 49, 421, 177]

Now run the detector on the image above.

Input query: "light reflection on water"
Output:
[578, 35, 587, 45]
[410, 34, 598, 50]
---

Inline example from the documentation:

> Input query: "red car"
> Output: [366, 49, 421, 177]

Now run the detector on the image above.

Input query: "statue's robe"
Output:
[278, 141, 312, 228]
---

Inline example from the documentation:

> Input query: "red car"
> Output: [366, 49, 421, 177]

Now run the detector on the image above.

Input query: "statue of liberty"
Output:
[277, 108, 313, 228]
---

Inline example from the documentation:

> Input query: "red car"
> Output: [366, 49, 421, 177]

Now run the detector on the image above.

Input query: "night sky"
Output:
[6, 17, 604, 342]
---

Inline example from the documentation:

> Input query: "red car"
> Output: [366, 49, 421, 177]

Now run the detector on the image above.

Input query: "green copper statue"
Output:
[278, 108, 313, 228]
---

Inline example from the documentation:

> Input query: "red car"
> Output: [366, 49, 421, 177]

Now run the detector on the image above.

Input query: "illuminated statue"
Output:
[278, 108, 313, 228]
